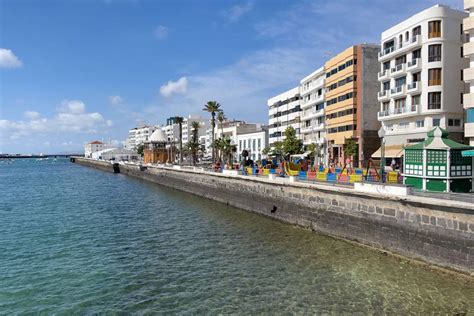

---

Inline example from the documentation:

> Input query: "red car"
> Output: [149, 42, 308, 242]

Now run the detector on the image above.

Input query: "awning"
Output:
[371, 144, 404, 158]
[462, 150, 474, 157]
[290, 152, 312, 159]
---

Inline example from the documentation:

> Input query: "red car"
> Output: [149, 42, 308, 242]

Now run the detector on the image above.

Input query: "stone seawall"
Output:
[72, 158, 474, 275]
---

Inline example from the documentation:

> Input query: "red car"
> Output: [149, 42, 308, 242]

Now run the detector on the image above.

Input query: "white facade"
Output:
[182, 115, 210, 145]
[215, 121, 261, 145]
[124, 125, 159, 151]
[268, 87, 301, 146]
[162, 123, 179, 143]
[84, 141, 110, 158]
[236, 128, 269, 162]
[464, 0, 474, 145]
[378, 5, 467, 146]
[299, 66, 327, 164]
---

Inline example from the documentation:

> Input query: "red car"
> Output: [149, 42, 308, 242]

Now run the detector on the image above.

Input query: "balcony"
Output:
[390, 85, 406, 97]
[300, 123, 324, 134]
[301, 108, 324, 120]
[378, 69, 389, 80]
[406, 81, 421, 94]
[407, 58, 421, 72]
[463, 16, 474, 32]
[378, 35, 421, 61]
[464, 42, 474, 58]
[377, 105, 418, 120]
[465, 122, 474, 138]
[390, 63, 406, 77]
[464, 68, 474, 83]
[301, 94, 324, 108]
[378, 90, 389, 101]
[464, 92, 474, 109]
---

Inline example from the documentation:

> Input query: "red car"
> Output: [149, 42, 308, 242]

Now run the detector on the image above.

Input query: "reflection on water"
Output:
[0, 159, 473, 314]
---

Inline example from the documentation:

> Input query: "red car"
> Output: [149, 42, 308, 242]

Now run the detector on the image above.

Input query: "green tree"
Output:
[202, 101, 222, 163]
[215, 137, 236, 165]
[261, 146, 271, 156]
[344, 138, 358, 167]
[175, 116, 184, 164]
[189, 121, 201, 165]
[282, 126, 303, 156]
[136, 144, 145, 157]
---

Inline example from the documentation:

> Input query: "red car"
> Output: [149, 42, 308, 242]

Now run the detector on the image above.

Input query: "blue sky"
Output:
[0, 0, 462, 153]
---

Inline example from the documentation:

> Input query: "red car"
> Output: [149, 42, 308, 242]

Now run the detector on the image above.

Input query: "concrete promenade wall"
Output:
[72, 158, 474, 275]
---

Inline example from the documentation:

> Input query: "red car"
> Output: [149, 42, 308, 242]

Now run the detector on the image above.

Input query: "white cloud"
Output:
[0, 100, 113, 141]
[222, 1, 253, 23]
[154, 25, 168, 39]
[24, 111, 41, 120]
[108, 95, 123, 105]
[0, 48, 23, 68]
[59, 100, 86, 114]
[159, 77, 188, 97]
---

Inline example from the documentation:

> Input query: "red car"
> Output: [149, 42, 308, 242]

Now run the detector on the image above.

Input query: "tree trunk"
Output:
[211, 115, 215, 163]
[179, 123, 183, 164]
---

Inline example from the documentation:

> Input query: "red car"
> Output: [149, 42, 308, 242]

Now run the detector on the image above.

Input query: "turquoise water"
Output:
[0, 159, 473, 314]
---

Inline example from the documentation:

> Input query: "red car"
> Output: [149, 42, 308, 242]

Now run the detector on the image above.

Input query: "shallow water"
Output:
[0, 159, 473, 313]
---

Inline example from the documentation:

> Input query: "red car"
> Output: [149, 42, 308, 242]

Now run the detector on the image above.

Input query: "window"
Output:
[412, 72, 421, 82]
[412, 95, 420, 108]
[428, 68, 442, 86]
[428, 92, 441, 110]
[428, 44, 441, 62]
[399, 122, 409, 129]
[253, 139, 256, 151]
[239, 140, 242, 149]
[413, 25, 421, 37]
[467, 109, 474, 123]
[258, 138, 261, 149]
[433, 118, 441, 127]
[416, 120, 424, 128]
[383, 61, 390, 71]
[412, 49, 421, 60]
[448, 119, 461, 127]
[395, 55, 406, 65]
[383, 81, 390, 91]
[428, 20, 441, 38]
[395, 76, 406, 87]
[394, 98, 406, 113]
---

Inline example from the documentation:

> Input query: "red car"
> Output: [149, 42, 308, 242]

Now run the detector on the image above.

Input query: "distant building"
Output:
[236, 127, 269, 162]
[299, 66, 327, 165]
[182, 115, 210, 145]
[91, 148, 139, 161]
[84, 140, 109, 158]
[268, 87, 301, 146]
[124, 125, 159, 151]
[325, 44, 380, 166]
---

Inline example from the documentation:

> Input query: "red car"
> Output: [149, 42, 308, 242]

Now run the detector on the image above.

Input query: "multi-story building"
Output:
[268, 87, 301, 146]
[299, 66, 327, 164]
[236, 127, 269, 162]
[162, 117, 179, 143]
[182, 115, 209, 145]
[378, 5, 467, 149]
[463, 1, 474, 146]
[124, 125, 158, 151]
[325, 44, 381, 166]
[84, 140, 109, 158]
[214, 120, 262, 144]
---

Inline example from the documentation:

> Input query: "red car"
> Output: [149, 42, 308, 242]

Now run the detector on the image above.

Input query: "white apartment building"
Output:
[463, 0, 474, 146]
[124, 125, 159, 151]
[236, 128, 269, 162]
[378, 5, 467, 149]
[215, 120, 262, 144]
[182, 115, 210, 145]
[268, 87, 301, 146]
[299, 66, 327, 164]
[84, 140, 109, 158]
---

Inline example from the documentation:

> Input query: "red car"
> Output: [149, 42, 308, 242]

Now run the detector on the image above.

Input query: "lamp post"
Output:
[378, 127, 386, 183]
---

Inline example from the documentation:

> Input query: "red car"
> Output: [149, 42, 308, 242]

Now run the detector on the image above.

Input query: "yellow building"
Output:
[324, 44, 381, 166]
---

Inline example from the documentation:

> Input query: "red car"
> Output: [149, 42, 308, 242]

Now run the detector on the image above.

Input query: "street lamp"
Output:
[378, 127, 386, 183]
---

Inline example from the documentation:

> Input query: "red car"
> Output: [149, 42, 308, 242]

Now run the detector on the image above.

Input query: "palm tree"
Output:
[191, 121, 200, 164]
[216, 137, 237, 165]
[203, 101, 221, 163]
[217, 110, 226, 136]
[175, 116, 184, 164]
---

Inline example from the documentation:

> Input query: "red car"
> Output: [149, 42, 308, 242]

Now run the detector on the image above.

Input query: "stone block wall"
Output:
[73, 158, 474, 275]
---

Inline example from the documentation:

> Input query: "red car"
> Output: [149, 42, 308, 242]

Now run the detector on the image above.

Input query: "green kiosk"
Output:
[403, 127, 473, 193]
